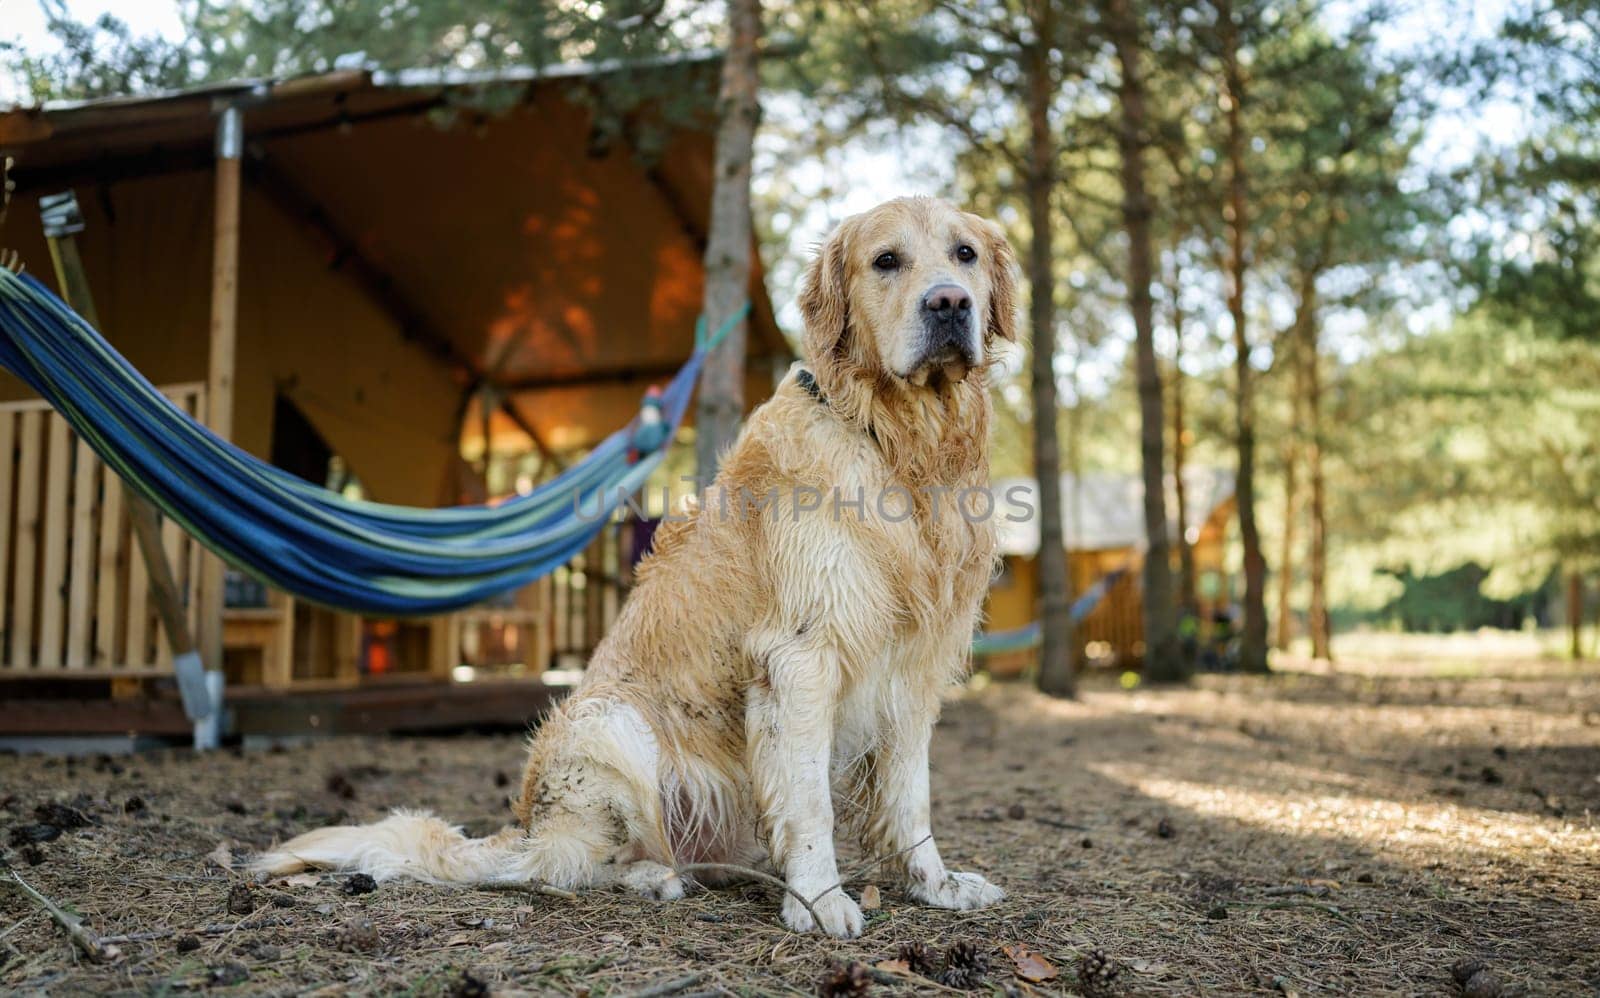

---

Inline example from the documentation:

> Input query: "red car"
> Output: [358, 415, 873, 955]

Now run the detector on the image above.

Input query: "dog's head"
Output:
[799, 197, 1018, 392]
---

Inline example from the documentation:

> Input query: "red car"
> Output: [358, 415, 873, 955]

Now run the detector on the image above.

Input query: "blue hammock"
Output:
[0, 268, 738, 617]
[970, 566, 1130, 655]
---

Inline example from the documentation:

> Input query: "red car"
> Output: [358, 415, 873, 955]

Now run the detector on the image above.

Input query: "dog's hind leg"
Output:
[254, 697, 678, 896]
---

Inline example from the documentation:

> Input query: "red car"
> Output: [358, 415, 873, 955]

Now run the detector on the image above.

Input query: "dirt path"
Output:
[2, 665, 1597, 995]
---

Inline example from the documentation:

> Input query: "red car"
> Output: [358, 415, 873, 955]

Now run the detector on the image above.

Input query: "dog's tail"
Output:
[250, 809, 605, 887]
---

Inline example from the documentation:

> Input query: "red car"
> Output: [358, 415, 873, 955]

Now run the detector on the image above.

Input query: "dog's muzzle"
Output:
[911, 283, 979, 386]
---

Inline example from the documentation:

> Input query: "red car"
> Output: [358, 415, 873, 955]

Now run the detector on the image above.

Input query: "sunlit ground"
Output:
[1, 637, 1596, 995]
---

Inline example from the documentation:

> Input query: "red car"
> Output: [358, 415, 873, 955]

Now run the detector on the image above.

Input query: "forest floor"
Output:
[2, 650, 1598, 996]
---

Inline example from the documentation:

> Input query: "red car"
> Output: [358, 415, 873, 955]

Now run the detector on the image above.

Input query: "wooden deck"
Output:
[0, 677, 565, 739]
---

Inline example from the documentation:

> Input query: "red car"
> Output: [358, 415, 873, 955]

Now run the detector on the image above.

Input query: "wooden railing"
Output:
[0, 385, 641, 687]
[0, 384, 208, 677]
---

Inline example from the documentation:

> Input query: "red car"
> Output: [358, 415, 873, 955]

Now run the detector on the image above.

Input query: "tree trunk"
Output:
[1275, 292, 1308, 653]
[693, 0, 761, 486]
[1027, 4, 1076, 699]
[1168, 258, 1198, 618]
[1275, 426, 1298, 652]
[1569, 571, 1584, 662]
[1216, 0, 1269, 673]
[1108, 0, 1179, 681]
[1305, 290, 1331, 662]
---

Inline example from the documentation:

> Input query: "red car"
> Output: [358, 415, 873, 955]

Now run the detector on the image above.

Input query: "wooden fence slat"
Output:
[36, 415, 73, 667]
[155, 513, 182, 669]
[65, 436, 97, 667]
[125, 515, 151, 668]
[0, 413, 15, 667]
[9, 410, 42, 669]
[93, 472, 124, 667]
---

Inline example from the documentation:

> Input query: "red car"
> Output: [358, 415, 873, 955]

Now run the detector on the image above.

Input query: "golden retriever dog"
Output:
[253, 196, 1017, 938]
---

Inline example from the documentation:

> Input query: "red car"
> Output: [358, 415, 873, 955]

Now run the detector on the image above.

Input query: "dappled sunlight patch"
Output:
[1087, 762, 1590, 863]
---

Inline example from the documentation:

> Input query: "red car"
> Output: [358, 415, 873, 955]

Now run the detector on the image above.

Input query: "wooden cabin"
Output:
[981, 469, 1237, 677]
[0, 59, 785, 739]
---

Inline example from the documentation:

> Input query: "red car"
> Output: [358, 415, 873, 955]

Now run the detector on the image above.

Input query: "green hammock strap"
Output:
[695, 301, 753, 352]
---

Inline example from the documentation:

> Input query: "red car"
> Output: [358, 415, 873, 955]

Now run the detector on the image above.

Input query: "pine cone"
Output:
[940, 940, 989, 990]
[896, 941, 941, 976]
[1078, 948, 1121, 996]
[816, 960, 872, 997]
[944, 939, 990, 972]
[939, 964, 985, 990]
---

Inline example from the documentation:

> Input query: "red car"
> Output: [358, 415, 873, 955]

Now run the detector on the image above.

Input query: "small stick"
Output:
[99, 916, 295, 945]
[1262, 885, 1329, 898]
[478, 881, 579, 901]
[1034, 816, 1089, 831]
[804, 832, 934, 911]
[674, 863, 821, 928]
[628, 971, 707, 997]
[842, 833, 933, 885]
[1226, 899, 1355, 924]
[0, 869, 120, 963]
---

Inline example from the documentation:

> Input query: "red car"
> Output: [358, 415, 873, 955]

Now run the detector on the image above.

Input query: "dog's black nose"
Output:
[923, 284, 972, 316]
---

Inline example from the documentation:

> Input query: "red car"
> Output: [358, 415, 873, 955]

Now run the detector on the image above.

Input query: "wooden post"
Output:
[198, 104, 243, 675]
[40, 200, 203, 706]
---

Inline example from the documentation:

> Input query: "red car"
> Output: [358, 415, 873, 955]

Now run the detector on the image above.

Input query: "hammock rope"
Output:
[0, 267, 748, 616]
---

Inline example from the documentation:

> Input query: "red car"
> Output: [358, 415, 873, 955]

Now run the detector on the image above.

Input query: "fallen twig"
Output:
[1034, 816, 1090, 831]
[673, 863, 821, 928]
[842, 833, 933, 885]
[477, 881, 579, 901]
[0, 868, 120, 963]
[676, 833, 936, 932]
[1227, 899, 1355, 924]
[1262, 884, 1330, 898]
[98, 915, 295, 945]
[628, 971, 706, 997]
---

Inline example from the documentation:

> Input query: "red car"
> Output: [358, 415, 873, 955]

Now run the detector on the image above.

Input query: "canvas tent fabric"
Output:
[0, 61, 786, 506]
[993, 469, 1236, 557]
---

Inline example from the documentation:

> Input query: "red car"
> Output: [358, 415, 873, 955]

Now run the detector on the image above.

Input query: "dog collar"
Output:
[796, 367, 882, 448]
[796, 367, 827, 406]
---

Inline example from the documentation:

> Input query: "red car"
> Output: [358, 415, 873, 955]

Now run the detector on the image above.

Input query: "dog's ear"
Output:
[981, 219, 1019, 343]
[799, 223, 850, 364]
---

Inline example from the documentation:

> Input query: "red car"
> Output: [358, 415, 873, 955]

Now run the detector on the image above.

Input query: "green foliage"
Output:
[1375, 563, 1551, 633]
[1330, 310, 1600, 613]
[2, 1, 723, 161]
[0, 1, 198, 100]
[1468, 0, 1600, 341]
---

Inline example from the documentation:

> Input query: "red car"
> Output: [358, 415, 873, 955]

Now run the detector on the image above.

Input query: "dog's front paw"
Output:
[909, 871, 1005, 910]
[782, 887, 864, 938]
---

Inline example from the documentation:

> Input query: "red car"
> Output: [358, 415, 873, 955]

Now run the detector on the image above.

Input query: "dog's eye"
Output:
[955, 244, 977, 263]
[872, 251, 900, 272]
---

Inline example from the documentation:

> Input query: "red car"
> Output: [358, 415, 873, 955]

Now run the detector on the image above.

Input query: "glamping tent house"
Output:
[0, 58, 784, 735]
[982, 469, 1237, 675]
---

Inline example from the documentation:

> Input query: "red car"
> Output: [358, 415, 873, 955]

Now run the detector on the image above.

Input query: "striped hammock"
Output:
[0, 268, 738, 616]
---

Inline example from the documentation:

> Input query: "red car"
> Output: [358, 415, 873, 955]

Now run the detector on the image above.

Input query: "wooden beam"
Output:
[197, 107, 242, 674]
[6, 99, 445, 198]
[498, 360, 688, 393]
[498, 396, 567, 472]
